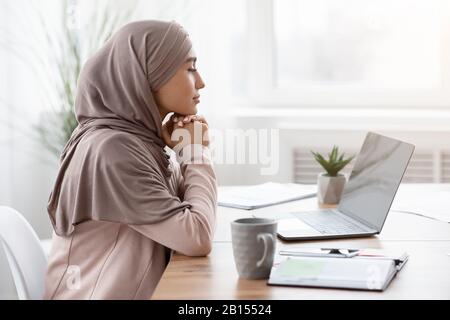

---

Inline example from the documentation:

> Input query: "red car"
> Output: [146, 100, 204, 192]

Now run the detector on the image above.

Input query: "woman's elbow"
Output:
[179, 213, 215, 256]
[188, 244, 212, 257]
[183, 235, 213, 257]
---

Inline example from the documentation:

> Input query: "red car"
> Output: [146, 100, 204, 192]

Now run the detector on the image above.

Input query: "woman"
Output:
[43, 20, 217, 299]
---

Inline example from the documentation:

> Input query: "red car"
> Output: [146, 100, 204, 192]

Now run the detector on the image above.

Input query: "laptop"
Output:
[258, 132, 415, 241]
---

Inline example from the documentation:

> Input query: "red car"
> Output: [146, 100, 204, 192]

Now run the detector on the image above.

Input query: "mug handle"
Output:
[256, 233, 275, 268]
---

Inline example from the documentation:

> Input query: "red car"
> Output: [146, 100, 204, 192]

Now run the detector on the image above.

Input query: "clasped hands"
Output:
[162, 113, 210, 151]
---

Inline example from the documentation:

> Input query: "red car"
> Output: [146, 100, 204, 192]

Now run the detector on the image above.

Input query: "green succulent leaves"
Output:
[311, 146, 355, 177]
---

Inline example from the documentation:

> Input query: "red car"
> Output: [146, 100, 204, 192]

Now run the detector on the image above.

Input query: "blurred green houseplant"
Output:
[311, 146, 355, 205]
[36, 0, 136, 157]
[311, 146, 354, 177]
[1, 0, 136, 158]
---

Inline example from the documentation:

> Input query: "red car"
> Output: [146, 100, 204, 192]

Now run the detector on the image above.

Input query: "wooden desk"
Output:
[152, 184, 450, 299]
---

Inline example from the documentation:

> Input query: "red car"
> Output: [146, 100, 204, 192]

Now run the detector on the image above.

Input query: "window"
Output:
[275, 0, 442, 90]
[244, 0, 450, 108]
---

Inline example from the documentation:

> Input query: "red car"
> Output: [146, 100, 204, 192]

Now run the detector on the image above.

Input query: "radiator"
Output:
[293, 148, 450, 184]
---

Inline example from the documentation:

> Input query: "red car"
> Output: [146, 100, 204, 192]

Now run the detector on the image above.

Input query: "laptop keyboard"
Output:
[292, 210, 372, 235]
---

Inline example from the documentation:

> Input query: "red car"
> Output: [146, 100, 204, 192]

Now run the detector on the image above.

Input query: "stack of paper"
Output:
[218, 182, 317, 210]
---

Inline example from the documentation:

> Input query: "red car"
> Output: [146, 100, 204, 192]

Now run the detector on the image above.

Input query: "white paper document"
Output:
[218, 182, 317, 210]
[391, 184, 450, 223]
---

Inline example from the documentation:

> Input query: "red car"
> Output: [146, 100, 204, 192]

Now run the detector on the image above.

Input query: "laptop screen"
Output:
[338, 132, 415, 231]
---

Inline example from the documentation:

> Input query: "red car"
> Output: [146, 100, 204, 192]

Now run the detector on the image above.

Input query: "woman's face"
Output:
[153, 56, 205, 118]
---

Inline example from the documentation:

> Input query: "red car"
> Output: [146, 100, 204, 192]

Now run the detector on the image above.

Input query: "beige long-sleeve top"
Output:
[43, 146, 217, 300]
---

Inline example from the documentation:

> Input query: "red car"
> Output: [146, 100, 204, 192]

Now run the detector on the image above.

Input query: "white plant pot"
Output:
[317, 173, 346, 205]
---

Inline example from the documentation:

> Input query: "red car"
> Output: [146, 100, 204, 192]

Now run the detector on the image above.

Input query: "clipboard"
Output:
[268, 255, 403, 291]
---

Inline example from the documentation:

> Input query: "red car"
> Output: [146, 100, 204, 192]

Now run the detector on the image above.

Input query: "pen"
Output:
[279, 248, 360, 258]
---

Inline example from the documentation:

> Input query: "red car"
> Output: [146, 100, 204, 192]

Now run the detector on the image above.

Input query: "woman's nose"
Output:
[196, 73, 205, 89]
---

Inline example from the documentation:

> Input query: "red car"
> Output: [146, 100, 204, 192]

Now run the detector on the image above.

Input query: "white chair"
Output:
[0, 206, 48, 300]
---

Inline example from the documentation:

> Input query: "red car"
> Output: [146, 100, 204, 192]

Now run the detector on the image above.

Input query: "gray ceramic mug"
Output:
[231, 218, 277, 279]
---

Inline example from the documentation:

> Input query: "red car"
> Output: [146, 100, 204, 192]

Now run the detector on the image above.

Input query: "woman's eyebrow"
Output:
[186, 57, 197, 63]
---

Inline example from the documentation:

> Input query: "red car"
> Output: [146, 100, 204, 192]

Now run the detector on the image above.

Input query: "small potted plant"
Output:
[311, 146, 355, 205]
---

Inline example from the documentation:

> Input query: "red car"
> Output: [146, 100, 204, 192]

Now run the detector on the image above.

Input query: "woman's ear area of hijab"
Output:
[153, 57, 205, 120]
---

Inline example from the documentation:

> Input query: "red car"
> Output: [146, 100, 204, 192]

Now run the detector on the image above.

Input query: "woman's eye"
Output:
[188, 68, 197, 72]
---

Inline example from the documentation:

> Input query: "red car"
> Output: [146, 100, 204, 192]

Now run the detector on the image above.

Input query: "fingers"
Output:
[193, 115, 208, 125]
[174, 120, 208, 131]
[173, 115, 197, 127]
[168, 118, 209, 149]
[172, 114, 207, 127]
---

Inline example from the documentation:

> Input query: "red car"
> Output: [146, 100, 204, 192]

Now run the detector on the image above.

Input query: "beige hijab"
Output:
[48, 20, 193, 236]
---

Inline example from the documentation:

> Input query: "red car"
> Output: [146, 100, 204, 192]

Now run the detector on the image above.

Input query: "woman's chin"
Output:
[187, 106, 198, 115]
[174, 106, 197, 116]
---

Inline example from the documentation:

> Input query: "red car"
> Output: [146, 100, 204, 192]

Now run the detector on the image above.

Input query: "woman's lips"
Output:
[193, 95, 200, 103]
